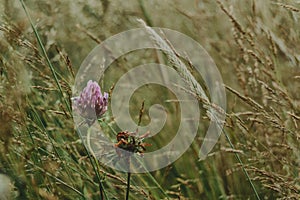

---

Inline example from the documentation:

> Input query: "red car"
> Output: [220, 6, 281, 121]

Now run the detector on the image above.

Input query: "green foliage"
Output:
[0, 0, 299, 199]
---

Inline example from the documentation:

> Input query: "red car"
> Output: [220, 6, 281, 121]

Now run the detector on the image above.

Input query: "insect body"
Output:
[115, 131, 151, 155]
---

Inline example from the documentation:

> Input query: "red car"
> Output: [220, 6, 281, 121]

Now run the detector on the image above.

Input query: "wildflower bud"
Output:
[72, 80, 108, 124]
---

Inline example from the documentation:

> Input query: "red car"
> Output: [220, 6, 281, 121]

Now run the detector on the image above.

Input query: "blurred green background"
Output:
[0, 0, 299, 199]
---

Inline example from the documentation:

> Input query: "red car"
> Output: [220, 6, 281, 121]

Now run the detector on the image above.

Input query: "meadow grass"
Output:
[0, 0, 299, 199]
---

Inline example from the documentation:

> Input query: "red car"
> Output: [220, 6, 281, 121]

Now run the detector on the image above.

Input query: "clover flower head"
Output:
[72, 80, 108, 123]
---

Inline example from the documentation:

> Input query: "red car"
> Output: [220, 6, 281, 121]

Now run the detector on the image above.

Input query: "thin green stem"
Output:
[125, 155, 131, 200]
[126, 171, 131, 200]
[205, 105, 261, 200]
[28, 103, 76, 186]
[13, 150, 86, 198]
[19, 0, 71, 113]
[222, 129, 261, 200]
[82, 128, 108, 200]
[133, 156, 170, 199]
[138, 0, 153, 26]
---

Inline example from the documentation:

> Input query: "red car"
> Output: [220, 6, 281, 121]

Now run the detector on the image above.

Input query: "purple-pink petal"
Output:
[72, 80, 108, 122]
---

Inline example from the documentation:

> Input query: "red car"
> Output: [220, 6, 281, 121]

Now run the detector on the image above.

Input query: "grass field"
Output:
[0, 0, 299, 199]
